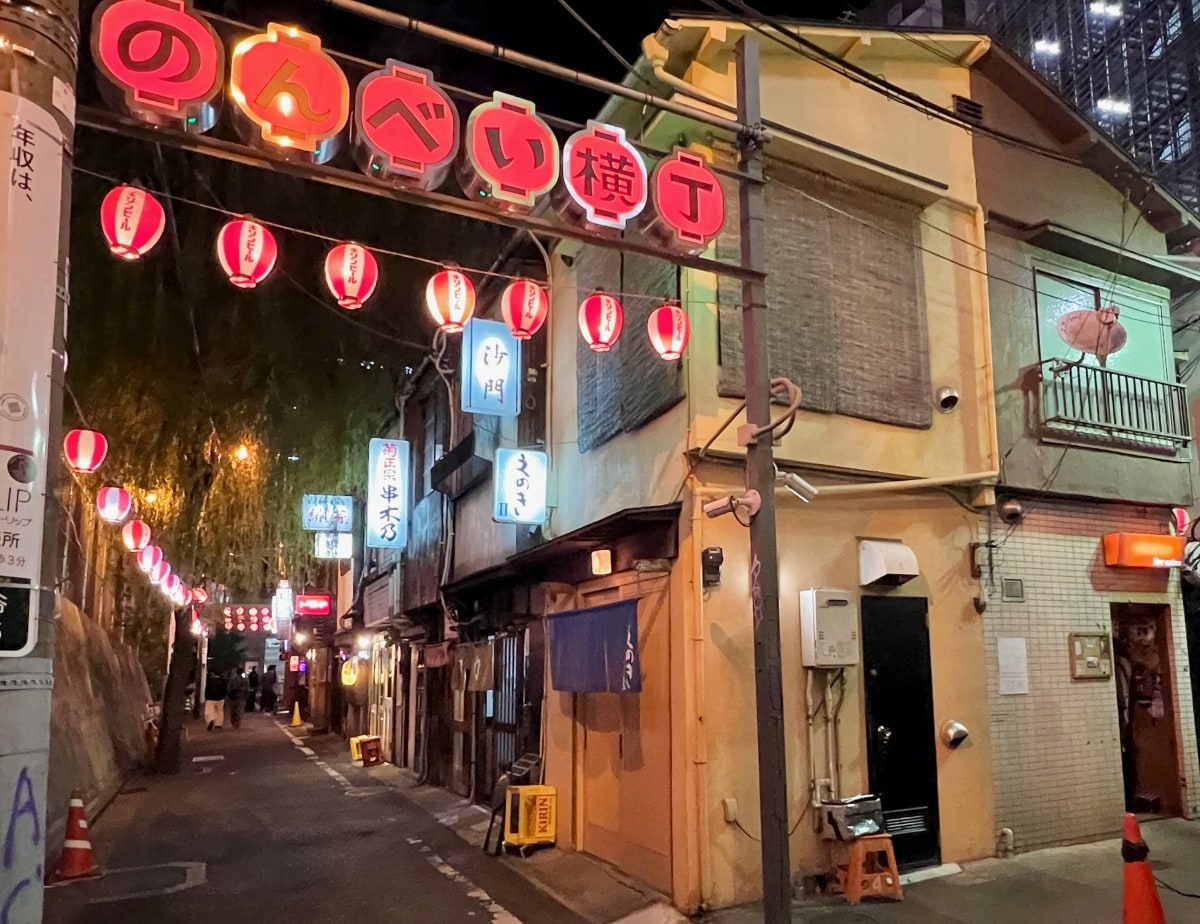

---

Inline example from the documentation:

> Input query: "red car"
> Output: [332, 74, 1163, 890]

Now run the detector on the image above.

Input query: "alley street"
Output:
[43, 715, 586, 924]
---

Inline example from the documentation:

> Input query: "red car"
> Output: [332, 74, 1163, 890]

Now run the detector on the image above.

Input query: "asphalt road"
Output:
[44, 714, 587, 924]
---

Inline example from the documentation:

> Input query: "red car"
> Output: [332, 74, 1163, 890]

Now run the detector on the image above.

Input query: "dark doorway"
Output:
[861, 596, 940, 870]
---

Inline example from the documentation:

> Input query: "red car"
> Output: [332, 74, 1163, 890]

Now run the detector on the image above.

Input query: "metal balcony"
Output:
[1039, 359, 1192, 449]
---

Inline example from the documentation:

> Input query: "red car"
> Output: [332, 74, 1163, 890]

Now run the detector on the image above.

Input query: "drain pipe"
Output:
[697, 470, 999, 501]
[690, 489, 712, 906]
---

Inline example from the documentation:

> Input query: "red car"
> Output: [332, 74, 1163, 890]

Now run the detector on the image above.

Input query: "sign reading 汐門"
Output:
[88, 2, 726, 248]
[1102, 533, 1186, 569]
[367, 438, 409, 549]
[493, 449, 548, 525]
[461, 319, 520, 418]
[301, 494, 353, 532]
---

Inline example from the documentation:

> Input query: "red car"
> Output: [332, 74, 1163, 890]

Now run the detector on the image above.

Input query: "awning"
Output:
[548, 599, 641, 694]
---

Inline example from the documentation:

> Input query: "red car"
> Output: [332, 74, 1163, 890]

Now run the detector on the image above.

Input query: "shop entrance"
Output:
[1112, 604, 1183, 816]
[861, 596, 940, 870]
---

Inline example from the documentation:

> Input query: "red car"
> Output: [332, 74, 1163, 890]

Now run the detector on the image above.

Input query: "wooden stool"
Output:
[360, 736, 383, 767]
[834, 834, 903, 905]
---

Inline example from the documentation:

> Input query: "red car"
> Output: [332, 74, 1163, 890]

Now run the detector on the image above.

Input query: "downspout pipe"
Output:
[697, 470, 999, 500]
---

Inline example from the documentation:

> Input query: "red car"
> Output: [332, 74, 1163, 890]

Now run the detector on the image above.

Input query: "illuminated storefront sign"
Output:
[559, 121, 648, 231]
[301, 493, 353, 532]
[462, 93, 560, 212]
[644, 148, 725, 254]
[1102, 533, 1185, 569]
[461, 319, 520, 417]
[314, 531, 352, 560]
[493, 448, 548, 525]
[367, 438, 409, 549]
[295, 593, 332, 616]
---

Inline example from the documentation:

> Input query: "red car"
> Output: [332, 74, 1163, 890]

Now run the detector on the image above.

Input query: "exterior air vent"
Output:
[1001, 578, 1025, 603]
[953, 94, 985, 125]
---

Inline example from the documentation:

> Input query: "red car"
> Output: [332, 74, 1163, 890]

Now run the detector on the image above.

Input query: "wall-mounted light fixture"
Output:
[590, 549, 613, 576]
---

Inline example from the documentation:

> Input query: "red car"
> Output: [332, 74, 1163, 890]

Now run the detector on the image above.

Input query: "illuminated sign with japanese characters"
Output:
[91, 0, 225, 132]
[354, 60, 459, 190]
[301, 493, 353, 532]
[461, 319, 520, 418]
[314, 531, 353, 560]
[645, 148, 725, 254]
[295, 593, 332, 616]
[493, 449, 548, 525]
[559, 121, 647, 231]
[367, 438, 409, 549]
[463, 93, 560, 212]
[229, 23, 349, 163]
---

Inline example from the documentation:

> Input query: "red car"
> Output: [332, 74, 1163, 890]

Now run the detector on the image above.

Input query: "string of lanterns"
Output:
[62, 426, 198, 611]
[99, 184, 690, 360]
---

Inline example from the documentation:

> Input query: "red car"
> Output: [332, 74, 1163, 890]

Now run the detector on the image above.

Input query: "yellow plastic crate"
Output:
[504, 785, 557, 853]
[349, 735, 368, 762]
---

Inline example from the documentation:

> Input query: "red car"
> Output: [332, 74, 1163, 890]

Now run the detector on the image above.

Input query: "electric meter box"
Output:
[800, 588, 860, 667]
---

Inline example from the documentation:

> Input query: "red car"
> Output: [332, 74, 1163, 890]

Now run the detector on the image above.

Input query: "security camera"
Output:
[998, 498, 1025, 525]
[703, 496, 736, 519]
[703, 490, 762, 521]
[935, 387, 960, 413]
[778, 471, 819, 503]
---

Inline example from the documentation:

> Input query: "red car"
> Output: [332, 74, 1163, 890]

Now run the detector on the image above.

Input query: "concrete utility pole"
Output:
[735, 36, 793, 923]
[0, 2, 78, 921]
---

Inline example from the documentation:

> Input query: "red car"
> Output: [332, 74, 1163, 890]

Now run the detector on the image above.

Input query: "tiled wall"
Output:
[979, 499, 1200, 851]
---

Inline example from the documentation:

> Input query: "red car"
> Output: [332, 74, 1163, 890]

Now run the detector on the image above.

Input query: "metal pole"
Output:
[0, 1, 79, 919]
[735, 36, 792, 923]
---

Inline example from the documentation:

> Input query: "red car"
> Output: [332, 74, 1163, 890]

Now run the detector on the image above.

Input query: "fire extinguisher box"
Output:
[503, 785, 557, 855]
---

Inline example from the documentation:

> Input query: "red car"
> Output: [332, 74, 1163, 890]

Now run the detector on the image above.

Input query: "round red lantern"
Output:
[100, 186, 166, 261]
[425, 268, 476, 332]
[216, 218, 278, 289]
[500, 279, 549, 340]
[96, 486, 132, 524]
[163, 573, 182, 599]
[137, 544, 163, 573]
[122, 519, 152, 551]
[150, 559, 171, 586]
[578, 292, 624, 353]
[646, 304, 690, 361]
[192, 586, 209, 605]
[324, 242, 379, 310]
[63, 429, 108, 474]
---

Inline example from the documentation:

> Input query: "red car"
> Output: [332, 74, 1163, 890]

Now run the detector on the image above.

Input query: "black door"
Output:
[861, 596, 940, 869]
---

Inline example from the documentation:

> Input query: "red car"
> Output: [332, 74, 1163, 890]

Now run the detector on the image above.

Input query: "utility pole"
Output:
[735, 36, 793, 923]
[0, 1, 79, 920]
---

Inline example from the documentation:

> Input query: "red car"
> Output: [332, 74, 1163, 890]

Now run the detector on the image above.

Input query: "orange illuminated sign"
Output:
[1102, 533, 1185, 569]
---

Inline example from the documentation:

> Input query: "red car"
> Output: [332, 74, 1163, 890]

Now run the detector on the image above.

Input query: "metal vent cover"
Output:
[953, 94, 985, 125]
[1001, 578, 1025, 602]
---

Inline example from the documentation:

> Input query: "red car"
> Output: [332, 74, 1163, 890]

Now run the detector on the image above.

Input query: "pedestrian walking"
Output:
[204, 670, 227, 731]
[227, 669, 248, 728]
[261, 665, 278, 714]
[246, 667, 259, 713]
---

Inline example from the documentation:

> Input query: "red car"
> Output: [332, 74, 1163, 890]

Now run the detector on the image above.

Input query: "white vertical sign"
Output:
[493, 448, 548, 525]
[0, 93, 63, 658]
[367, 438, 409, 549]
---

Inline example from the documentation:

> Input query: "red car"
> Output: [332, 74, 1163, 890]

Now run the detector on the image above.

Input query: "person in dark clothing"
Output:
[261, 665, 278, 714]
[227, 669, 248, 728]
[246, 667, 259, 713]
[204, 671, 227, 730]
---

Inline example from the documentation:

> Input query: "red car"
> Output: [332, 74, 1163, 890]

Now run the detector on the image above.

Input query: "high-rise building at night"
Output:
[864, 1, 1200, 209]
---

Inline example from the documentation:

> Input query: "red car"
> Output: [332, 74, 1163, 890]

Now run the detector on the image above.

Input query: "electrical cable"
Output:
[1156, 876, 1200, 899]
[552, 0, 635, 73]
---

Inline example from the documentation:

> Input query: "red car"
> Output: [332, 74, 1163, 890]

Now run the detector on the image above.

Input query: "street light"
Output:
[294, 632, 307, 645]
[235, 444, 250, 461]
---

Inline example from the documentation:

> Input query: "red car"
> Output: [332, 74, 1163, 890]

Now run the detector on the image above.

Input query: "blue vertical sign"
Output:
[493, 448, 548, 524]
[461, 318, 520, 417]
[367, 438, 409, 549]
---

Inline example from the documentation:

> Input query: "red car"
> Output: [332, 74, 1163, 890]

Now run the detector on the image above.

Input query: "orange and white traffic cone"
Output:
[1122, 813, 1166, 924]
[52, 790, 99, 881]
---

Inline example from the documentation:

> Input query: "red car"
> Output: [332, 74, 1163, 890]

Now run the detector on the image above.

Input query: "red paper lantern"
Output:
[324, 242, 379, 310]
[578, 292, 624, 353]
[646, 305, 690, 361]
[500, 279, 549, 340]
[150, 559, 171, 586]
[100, 186, 166, 261]
[96, 486, 132, 524]
[122, 519, 152, 551]
[137, 544, 163, 573]
[216, 218, 278, 289]
[425, 269, 476, 332]
[164, 573, 182, 598]
[63, 429, 108, 474]
[192, 587, 209, 605]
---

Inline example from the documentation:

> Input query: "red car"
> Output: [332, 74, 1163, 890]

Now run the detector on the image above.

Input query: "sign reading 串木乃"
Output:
[462, 93, 560, 212]
[0, 92, 64, 657]
[559, 121, 647, 231]
[461, 319, 520, 417]
[314, 531, 352, 560]
[493, 448, 548, 525]
[301, 493, 353, 532]
[367, 438, 409, 549]
[91, 0, 225, 133]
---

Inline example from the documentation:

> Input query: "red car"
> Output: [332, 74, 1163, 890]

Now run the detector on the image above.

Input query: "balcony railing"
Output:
[1039, 359, 1192, 449]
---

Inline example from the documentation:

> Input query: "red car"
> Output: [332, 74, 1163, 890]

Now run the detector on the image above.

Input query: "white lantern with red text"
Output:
[500, 279, 549, 340]
[137, 544, 163, 573]
[163, 573, 182, 600]
[96, 486, 132, 524]
[578, 292, 624, 353]
[216, 218, 278, 289]
[100, 186, 166, 261]
[122, 519, 152, 551]
[63, 429, 108, 474]
[150, 559, 171, 586]
[425, 268, 476, 332]
[646, 304, 690, 361]
[324, 242, 379, 310]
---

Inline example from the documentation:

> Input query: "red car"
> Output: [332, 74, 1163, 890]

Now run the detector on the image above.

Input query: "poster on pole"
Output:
[0, 92, 63, 657]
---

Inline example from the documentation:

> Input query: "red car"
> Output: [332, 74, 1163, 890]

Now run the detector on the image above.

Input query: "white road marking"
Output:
[298, 746, 316, 756]
[426, 854, 524, 924]
[86, 862, 207, 904]
[191, 755, 224, 763]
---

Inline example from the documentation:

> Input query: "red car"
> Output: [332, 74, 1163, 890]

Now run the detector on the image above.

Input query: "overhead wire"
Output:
[551, 0, 636, 73]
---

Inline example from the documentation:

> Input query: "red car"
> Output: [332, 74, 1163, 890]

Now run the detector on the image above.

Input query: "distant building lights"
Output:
[1089, 2, 1121, 18]
[1033, 39, 1061, 55]
[1097, 98, 1132, 116]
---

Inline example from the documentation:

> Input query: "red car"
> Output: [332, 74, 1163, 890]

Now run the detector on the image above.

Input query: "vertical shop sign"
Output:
[367, 438, 409, 549]
[461, 93, 559, 211]
[0, 94, 63, 656]
[461, 319, 520, 417]
[493, 449, 548, 525]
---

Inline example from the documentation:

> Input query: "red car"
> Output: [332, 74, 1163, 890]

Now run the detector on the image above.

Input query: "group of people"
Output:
[204, 665, 279, 730]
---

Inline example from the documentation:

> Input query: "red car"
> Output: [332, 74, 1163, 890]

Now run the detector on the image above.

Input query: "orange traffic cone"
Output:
[1122, 813, 1166, 924]
[52, 790, 99, 881]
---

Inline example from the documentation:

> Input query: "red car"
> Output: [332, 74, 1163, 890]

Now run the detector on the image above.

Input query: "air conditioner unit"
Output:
[800, 589, 859, 668]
